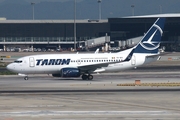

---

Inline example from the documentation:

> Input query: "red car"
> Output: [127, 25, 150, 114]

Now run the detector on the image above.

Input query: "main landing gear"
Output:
[24, 76, 28, 80]
[81, 74, 93, 80]
[18, 73, 29, 80]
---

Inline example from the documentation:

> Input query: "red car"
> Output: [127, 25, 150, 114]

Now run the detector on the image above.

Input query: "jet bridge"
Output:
[84, 36, 110, 51]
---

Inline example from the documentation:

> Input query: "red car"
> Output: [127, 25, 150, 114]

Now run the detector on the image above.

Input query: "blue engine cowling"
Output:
[52, 68, 80, 77]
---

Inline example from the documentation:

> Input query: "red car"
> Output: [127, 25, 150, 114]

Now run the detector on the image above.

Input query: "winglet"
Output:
[124, 49, 135, 61]
[94, 48, 99, 54]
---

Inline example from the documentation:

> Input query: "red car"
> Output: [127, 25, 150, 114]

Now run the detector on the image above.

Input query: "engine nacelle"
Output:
[52, 68, 80, 77]
[52, 74, 61, 77]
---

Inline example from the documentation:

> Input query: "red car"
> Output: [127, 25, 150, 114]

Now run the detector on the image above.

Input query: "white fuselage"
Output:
[7, 52, 158, 75]
[7, 53, 125, 74]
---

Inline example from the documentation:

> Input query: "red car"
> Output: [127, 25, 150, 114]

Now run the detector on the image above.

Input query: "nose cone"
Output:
[6, 63, 14, 71]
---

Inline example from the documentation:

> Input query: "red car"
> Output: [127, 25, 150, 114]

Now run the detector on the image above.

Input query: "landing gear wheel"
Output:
[24, 76, 28, 80]
[88, 75, 93, 80]
[82, 74, 88, 80]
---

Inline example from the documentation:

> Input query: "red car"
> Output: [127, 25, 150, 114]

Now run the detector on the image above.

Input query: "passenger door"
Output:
[131, 55, 136, 66]
[29, 57, 35, 67]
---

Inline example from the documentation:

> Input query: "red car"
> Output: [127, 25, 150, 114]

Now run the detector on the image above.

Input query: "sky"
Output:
[0, 0, 179, 20]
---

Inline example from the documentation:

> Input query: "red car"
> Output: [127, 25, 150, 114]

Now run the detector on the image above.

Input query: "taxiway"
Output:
[0, 71, 180, 120]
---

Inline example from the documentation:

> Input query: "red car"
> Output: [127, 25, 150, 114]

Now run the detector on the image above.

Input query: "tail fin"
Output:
[134, 18, 166, 54]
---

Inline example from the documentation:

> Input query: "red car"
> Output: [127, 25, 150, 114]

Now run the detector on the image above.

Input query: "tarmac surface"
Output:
[1, 52, 180, 120]
[0, 71, 180, 120]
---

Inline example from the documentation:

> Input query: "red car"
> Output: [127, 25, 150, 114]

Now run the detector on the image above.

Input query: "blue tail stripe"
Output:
[134, 18, 166, 53]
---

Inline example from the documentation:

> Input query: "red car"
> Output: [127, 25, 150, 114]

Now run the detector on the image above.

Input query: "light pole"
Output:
[131, 5, 135, 16]
[74, 0, 76, 51]
[31, 2, 35, 20]
[97, 0, 102, 20]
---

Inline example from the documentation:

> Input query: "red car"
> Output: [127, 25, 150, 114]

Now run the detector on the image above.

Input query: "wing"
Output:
[78, 61, 120, 72]
[78, 49, 135, 73]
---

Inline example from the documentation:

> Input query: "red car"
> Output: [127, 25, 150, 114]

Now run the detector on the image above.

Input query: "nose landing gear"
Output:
[18, 73, 29, 80]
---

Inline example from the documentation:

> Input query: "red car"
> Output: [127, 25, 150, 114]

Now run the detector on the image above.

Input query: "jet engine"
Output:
[52, 68, 80, 77]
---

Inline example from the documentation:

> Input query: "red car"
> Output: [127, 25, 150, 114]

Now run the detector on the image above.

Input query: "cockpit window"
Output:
[14, 60, 22, 63]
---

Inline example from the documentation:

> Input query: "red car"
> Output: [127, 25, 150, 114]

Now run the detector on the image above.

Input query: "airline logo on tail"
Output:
[135, 18, 166, 53]
[140, 24, 163, 50]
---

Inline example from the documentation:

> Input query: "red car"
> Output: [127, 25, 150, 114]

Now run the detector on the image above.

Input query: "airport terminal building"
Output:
[0, 14, 180, 52]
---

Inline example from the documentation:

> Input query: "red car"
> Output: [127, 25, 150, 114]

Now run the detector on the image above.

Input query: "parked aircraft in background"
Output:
[7, 18, 165, 80]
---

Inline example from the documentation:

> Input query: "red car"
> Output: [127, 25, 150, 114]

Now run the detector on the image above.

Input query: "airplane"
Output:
[6, 17, 165, 80]
[6, 47, 134, 80]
